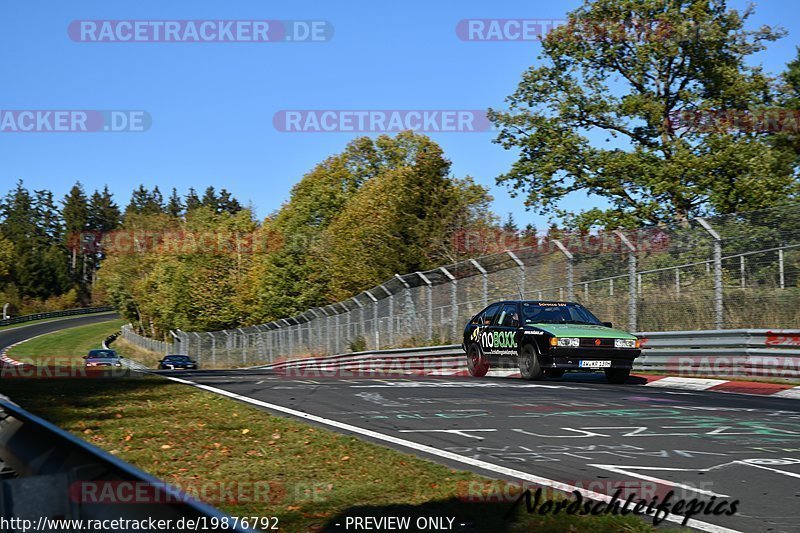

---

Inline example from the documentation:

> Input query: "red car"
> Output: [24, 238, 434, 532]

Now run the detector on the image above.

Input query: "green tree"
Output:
[489, 0, 796, 229]
[166, 187, 183, 218]
[88, 186, 121, 232]
[185, 188, 201, 212]
[201, 186, 219, 212]
[125, 185, 165, 217]
[62, 182, 89, 285]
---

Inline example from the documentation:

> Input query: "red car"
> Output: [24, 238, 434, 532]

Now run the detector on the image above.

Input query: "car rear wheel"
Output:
[519, 344, 543, 380]
[467, 343, 489, 377]
[544, 368, 565, 379]
[605, 368, 630, 384]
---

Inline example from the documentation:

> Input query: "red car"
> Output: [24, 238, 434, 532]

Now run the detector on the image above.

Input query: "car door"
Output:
[492, 303, 521, 357]
[475, 303, 502, 354]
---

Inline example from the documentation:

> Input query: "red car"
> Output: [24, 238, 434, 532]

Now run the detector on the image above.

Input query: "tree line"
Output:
[96, 132, 495, 337]
[0, 180, 242, 315]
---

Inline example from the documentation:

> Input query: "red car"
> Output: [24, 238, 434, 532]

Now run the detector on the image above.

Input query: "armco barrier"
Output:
[0, 397, 253, 531]
[256, 329, 800, 379]
[0, 307, 114, 327]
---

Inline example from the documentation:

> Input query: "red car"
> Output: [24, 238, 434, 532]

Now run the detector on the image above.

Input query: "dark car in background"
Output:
[158, 354, 198, 370]
[84, 349, 124, 368]
[462, 300, 641, 383]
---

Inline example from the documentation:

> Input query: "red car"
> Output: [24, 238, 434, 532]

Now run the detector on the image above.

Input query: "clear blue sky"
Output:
[1, 0, 798, 229]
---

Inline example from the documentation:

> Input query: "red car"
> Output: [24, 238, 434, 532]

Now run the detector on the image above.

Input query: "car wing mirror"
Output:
[602, 321, 613, 328]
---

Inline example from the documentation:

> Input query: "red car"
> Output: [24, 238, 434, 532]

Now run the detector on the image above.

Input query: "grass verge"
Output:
[0, 375, 657, 533]
[7, 319, 127, 362]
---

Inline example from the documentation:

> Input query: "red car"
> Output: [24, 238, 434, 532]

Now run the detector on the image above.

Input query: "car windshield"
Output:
[88, 350, 117, 358]
[165, 356, 190, 361]
[521, 302, 603, 325]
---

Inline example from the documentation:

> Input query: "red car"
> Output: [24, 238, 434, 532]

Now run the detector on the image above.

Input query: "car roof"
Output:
[485, 300, 580, 306]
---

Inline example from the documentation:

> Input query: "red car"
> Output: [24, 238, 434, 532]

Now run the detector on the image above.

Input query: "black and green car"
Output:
[462, 301, 641, 383]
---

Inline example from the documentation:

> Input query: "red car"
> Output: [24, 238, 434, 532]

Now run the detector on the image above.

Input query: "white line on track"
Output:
[162, 374, 742, 533]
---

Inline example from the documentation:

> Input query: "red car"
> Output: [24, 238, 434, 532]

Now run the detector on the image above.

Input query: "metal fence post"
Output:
[206, 332, 216, 367]
[439, 267, 457, 341]
[237, 327, 246, 364]
[339, 302, 350, 351]
[697, 217, 723, 329]
[506, 251, 525, 299]
[308, 309, 322, 354]
[779, 248, 785, 289]
[286, 319, 296, 356]
[416, 272, 433, 341]
[615, 231, 637, 332]
[192, 332, 202, 365]
[394, 274, 413, 339]
[377, 284, 393, 346]
[364, 291, 379, 349]
[469, 259, 488, 308]
[740, 256, 746, 289]
[351, 297, 364, 345]
[553, 240, 574, 301]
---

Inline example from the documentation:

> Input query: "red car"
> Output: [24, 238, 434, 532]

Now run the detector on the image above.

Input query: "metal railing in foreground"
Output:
[0, 398, 252, 532]
[0, 307, 114, 328]
[254, 329, 800, 379]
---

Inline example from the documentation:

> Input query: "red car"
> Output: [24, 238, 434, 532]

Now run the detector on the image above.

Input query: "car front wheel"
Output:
[467, 343, 489, 377]
[519, 344, 543, 380]
[605, 368, 630, 384]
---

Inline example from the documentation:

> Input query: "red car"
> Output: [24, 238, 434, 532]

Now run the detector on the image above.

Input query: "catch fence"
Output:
[126, 204, 800, 367]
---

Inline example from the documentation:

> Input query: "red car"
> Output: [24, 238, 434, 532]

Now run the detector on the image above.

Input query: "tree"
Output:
[185, 188, 201, 212]
[88, 186, 121, 232]
[201, 186, 219, 212]
[125, 185, 164, 216]
[217, 189, 242, 214]
[502, 212, 518, 233]
[489, 0, 796, 229]
[62, 182, 89, 282]
[773, 48, 800, 163]
[322, 135, 493, 300]
[166, 188, 183, 218]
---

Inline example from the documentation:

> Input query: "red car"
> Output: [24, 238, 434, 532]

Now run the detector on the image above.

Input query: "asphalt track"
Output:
[160, 369, 800, 533]
[0, 312, 119, 352]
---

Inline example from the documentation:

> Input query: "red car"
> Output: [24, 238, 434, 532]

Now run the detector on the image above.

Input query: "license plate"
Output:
[579, 360, 611, 368]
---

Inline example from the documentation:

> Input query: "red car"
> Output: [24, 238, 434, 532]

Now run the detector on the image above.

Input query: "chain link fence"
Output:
[120, 324, 172, 354]
[123, 204, 800, 368]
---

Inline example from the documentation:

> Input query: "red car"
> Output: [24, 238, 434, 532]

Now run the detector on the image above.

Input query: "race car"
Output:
[462, 300, 641, 383]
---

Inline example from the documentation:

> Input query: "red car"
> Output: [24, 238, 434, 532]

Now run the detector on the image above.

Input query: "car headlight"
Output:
[115, 363, 122, 367]
[614, 339, 638, 348]
[550, 337, 580, 347]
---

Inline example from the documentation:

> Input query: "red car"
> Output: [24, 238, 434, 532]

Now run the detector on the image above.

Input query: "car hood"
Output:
[527, 323, 637, 339]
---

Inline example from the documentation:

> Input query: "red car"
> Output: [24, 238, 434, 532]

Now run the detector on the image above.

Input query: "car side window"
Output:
[496, 304, 519, 327]
[482, 303, 501, 325]
[501, 304, 519, 328]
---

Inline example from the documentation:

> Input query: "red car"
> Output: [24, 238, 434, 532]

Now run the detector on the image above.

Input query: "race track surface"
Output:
[0, 312, 120, 352]
[160, 369, 800, 533]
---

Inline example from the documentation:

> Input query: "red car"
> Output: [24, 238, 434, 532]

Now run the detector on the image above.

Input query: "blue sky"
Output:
[1, 0, 798, 230]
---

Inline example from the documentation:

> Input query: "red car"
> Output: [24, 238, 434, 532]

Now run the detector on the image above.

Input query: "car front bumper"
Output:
[542, 347, 640, 370]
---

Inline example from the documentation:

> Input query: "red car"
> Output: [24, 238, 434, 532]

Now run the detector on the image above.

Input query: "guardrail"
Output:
[255, 329, 800, 379]
[0, 397, 252, 531]
[0, 307, 114, 327]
